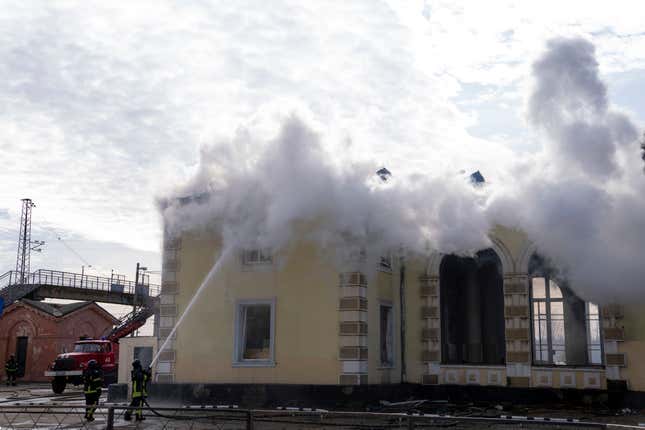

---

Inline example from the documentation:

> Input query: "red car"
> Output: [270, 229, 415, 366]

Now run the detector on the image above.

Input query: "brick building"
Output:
[0, 299, 117, 382]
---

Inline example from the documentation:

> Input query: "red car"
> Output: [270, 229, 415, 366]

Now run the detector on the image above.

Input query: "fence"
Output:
[0, 404, 616, 430]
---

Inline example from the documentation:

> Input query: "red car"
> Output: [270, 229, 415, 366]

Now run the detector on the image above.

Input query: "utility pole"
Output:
[15, 199, 36, 284]
[15, 199, 45, 285]
[132, 262, 148, 337]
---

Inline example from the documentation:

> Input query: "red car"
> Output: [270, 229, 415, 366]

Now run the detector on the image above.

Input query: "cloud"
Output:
[167, 36, 645, 305]
[0, 2, 644, 287]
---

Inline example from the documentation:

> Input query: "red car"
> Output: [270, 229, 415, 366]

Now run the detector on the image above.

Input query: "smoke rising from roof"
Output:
[162, 37, 643, 304]
[490, 37, 644, 303]
[162, 116, 492, 268]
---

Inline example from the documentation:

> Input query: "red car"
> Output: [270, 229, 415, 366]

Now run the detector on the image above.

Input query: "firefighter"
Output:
[5, 355, 17, 386]
[83, 359, 103, 422]
[124, 359, 146, 421]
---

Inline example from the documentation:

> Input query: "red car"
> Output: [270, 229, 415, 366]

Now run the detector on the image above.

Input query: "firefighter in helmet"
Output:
[124, 359, 149, 421]
[83, 359, 103, 422]
[5, 355, 18, 386]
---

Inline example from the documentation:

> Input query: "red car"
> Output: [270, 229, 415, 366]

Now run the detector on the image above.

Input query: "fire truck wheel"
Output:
[52, 377, 66, 394]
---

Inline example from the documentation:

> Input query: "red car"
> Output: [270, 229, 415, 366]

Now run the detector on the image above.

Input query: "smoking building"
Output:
[153, 220, 644, 400]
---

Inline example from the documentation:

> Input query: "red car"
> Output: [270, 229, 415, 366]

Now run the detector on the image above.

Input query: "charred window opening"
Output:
[379, 254, 392, 272]
[529, 254, 602, 366]
[380, 304, 394, 367]
[234, 301, 275, 365]
[440, 249, 506, 365]
[242, 248, 272, 265]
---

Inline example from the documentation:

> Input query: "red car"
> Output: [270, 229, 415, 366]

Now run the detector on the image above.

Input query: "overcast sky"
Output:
[1, 1, 644, 282]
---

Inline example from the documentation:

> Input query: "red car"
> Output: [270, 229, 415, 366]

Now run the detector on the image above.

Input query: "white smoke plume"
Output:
[162, 116, 492, 270]
[490, 37, 644, 304]
[162, 37, 643, 304]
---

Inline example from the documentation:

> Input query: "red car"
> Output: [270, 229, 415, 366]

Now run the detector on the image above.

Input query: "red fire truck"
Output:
[45, 307, 154, 394]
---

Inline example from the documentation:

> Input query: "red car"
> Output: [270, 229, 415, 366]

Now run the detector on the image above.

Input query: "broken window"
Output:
[379, 254, 392, 271]
[242, 248, 272, 265]
[529, 254, 602, 366]
[235, 301, 274, 364]
[440, 249, 506, 365]
[380, 304, 394, 367]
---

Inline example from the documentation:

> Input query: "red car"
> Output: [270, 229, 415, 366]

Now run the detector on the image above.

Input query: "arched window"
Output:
[529, 254, 602, 366]
[440, 249, 506, 365]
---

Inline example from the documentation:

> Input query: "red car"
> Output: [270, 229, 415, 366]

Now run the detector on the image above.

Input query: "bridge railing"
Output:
[0, 269, 160, 297]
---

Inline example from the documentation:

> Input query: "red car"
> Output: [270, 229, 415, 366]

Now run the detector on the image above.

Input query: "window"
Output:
[530, 272, 603, 366]
[440, 250, 506, 365]
[378, 254, 392, 272]
[234, 300, 275, 366]
[379, 304, 394, 367]
[134, 346, 153, 368]
[242, 248, 272, 265]
[73, 343, 103, 353]
[347, 246, 366, 263]
[586, 303, 602, 365]
[531, 277, 566, 365]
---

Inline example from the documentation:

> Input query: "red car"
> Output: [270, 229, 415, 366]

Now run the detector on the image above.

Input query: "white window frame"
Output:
[241, 248, 273, 266]
[530, 277, 603, 366]
[379, 301, 395, 368]
[585, 302, 603, 365]
[530, 276, 566, 365]
[233, 299, 276, 367]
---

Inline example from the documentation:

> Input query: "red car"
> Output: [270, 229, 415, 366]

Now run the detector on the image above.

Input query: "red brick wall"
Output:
[0, 303, 115, 382]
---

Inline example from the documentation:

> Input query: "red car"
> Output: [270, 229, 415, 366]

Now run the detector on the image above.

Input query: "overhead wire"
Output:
[37, 214, 93, 268]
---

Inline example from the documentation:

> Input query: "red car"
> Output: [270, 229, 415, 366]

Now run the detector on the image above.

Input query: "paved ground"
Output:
[0, 383, 644, 429]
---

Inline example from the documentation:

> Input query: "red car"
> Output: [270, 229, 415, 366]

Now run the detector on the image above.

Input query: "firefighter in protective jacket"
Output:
[5, 355, 17, 386]
[83, 359, 103, 422]
[124, 359, 149, 421]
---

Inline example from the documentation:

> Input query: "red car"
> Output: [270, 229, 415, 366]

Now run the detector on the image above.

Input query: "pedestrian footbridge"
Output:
[0, 269, 159, 308]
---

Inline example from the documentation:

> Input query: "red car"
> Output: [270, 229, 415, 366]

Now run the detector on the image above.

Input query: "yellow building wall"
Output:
[367, 268, 402, 384]
[618, 304, 645, 391]
[164, 224, 645, 392]
[173, 232, 340, 384]
[404, 256, 428, 384]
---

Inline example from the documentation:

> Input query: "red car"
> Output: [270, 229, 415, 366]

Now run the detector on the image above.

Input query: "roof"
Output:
[469, 170, 485, 184]
[16, 299, 118, 322]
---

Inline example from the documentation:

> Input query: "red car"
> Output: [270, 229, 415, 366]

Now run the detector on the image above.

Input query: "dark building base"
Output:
[108, 383, 644, 410]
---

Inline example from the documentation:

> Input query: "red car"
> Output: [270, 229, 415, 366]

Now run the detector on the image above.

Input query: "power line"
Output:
[37, 214, 93, 268]
[56, 236, 92, 267]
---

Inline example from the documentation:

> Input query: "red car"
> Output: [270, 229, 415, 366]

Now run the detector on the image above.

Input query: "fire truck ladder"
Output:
[107, 305, 157, 341]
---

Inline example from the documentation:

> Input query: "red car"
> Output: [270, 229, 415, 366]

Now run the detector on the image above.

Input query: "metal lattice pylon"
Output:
[15, 198, 35, 284]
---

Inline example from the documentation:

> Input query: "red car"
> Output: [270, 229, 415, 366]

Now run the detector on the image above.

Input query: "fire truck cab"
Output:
[45, 339, 119, 394]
